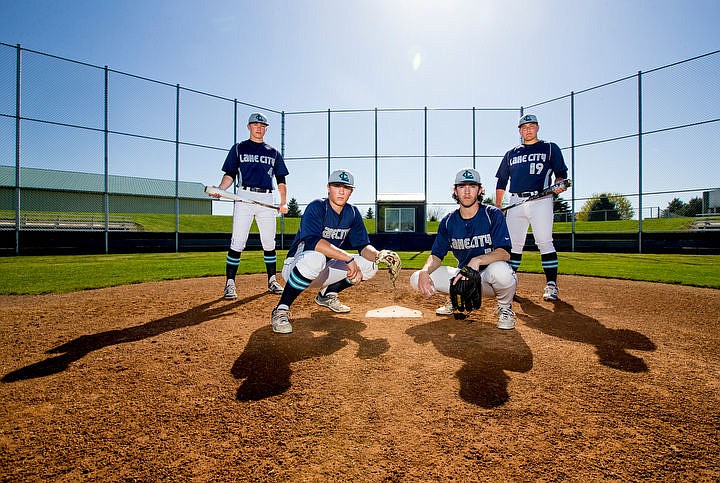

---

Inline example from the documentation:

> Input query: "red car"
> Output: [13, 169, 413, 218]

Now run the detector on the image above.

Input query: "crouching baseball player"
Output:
[410, 168, 518, 329]
[270, 169, 399, 334]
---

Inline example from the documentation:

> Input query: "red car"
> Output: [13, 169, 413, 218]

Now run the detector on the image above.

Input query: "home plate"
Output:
[365, 305, 423, 318]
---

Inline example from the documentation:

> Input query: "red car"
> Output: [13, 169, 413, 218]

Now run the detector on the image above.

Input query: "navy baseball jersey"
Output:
[431, 205, 512, 269]
[221, 140, 289, 191]
[495, 140, 568, 193]
[287, 198, 370, 257]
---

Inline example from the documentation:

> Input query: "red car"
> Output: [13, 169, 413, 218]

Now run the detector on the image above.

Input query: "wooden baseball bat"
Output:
[204, 186, 280, 210]
[501, 179, 572, 213]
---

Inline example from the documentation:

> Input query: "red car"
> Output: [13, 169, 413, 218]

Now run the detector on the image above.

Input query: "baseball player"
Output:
[211, 113, 289, 300]
[495, 114, 568, 301]
[270, 169, 392, 334]
[410, 168, 518, 329]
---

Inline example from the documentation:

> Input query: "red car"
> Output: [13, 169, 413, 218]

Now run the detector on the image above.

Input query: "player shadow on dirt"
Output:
[405, 318, 533, 408]
[231, 313, 389, 401]
[514, 296, 656, 373]
[1, 293, 267, 383]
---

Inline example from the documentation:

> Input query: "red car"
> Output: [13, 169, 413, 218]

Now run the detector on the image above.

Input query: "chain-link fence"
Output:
[1, 42, 718, 254]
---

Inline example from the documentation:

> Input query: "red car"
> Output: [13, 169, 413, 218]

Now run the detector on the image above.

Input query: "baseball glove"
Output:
[449, 266, 483, 313]
[375, 250, 402, 288]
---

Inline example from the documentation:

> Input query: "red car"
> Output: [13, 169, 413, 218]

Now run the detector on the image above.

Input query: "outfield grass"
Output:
[0, 251, 717, 295]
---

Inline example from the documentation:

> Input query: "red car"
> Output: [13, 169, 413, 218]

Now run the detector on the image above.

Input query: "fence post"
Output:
[570, 91, 576, 252]
[424, 106, 428, 233]
[472, 107, 476, 169]
[104, 66, 109, 254]
[374, 107, 378, 234]
[175, 84, 180, 253]
[14, 44, 21, 256]
[637, 71, 643, 254]
[327, 109, 331, 177]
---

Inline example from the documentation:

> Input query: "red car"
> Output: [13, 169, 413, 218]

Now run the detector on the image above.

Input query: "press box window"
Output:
[384, 207, 415, 232]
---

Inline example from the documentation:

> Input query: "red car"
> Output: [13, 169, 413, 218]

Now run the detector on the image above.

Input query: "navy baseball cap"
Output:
[328, 169, 355, 187]
[518, 114, 538, 127]
[454, 168, 481, 185]
[248, 113, 269, 125]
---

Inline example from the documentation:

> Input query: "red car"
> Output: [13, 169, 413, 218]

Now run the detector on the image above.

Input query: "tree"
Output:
[577, 193, 634, 221]
[680, 197, 703, 217]
[665, 197, 685, 216]
[553, 195, 570, 214]
[365, 207, 374, 219]
[286, 197, 302, 217]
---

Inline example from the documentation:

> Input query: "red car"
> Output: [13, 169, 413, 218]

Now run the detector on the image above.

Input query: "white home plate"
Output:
[365, 305, 423, 318]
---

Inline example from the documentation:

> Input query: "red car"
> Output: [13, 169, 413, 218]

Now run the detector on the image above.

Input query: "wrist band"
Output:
[346, 257, 354, 264]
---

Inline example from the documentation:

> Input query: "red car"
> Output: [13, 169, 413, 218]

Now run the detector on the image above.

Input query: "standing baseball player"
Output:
[410, 168, 518, 329]
[495, 114, 568, 301]
[211, 112, 289, 300]
[270, 169, 399, 334]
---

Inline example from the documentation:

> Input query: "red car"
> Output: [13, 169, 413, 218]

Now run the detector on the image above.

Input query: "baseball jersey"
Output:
[221, 140, 289, 191]
[495, 140, 568, 193]
[432, 205, 512, 269]
[287, 198, 370, 258]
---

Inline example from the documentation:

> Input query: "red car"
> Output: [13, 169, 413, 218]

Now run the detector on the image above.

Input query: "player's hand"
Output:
[209, 186, 222, 199]
[345, 258, 362, 284]
[553, 179, 568, 194]
[417, 270, 436, 297]
[278, 203, 289, 214]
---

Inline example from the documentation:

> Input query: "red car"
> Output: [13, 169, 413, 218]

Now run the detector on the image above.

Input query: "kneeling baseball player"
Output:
[271, 169, 400, 334]
[410, 168, 518, 329]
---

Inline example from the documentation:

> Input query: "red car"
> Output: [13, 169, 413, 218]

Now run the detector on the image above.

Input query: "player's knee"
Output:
[409, 271, 420, 290]
[485, 261, 517, 289]
[294, 251, 327, 279]
[359, 262, 378, 280]
[536, 240, 555, 254]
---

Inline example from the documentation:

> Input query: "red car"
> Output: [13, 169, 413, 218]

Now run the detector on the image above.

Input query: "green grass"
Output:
[0, 251, 717, 295]
[6, 210, 712, 234]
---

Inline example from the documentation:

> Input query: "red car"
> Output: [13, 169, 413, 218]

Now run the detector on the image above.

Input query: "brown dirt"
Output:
[1, 271, 718, 481]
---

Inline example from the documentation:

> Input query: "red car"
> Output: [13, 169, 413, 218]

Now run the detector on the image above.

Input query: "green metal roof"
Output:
[0, 166, 207, 199]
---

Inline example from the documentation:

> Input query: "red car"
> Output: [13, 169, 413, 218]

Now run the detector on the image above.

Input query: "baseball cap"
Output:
[328, 169, 355, 188]
[454, 168, 482, 186]
[518, 114, 538, 127]
[248, 113, 269, 125]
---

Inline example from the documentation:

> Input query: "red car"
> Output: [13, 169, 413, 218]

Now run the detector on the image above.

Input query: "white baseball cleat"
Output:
[543, 282, 559, 301]
[268, 279, 284, 295]
[496, 304, 515, 330]
[271, 307, 293, 334]
[314, 293, 350, 313]
[223, 280, 238, 300]
[435, 298, 454, 316]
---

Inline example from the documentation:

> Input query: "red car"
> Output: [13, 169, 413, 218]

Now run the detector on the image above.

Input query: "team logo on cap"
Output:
[462, 170, 475, 180]
[339, 171, 350, 182]
[523, 115, 533, 122]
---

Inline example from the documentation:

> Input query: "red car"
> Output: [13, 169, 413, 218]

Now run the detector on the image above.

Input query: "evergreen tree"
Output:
[365, 207, 374, 219]
[286, 197, 302, 217]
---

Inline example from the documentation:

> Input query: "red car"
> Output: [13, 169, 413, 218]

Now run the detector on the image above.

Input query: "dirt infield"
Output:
[1, 271, 718, 481]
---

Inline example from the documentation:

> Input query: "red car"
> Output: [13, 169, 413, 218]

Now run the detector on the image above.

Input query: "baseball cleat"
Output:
[268, 279, 284, 295]
[314, 293, 350, 313]
[435, 298, 454, 316]
[543, 282, 559, 301]
[271, 307, 292, 334]
[223, 280, 238, 300]
[496, 304, 515, 330]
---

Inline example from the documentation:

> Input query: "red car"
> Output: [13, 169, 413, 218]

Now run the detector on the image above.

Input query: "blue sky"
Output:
[1, 0, 719, 217]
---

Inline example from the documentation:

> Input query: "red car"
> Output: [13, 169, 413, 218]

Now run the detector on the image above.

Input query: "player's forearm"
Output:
[360, 245, 380, 262]
[315, 239, 355, 263]
[219, 174, 234, 191]
[494, 189, 505, 208]
[277, 183, 287, 205]
[420, 254, 442, 275]
[470, 248, 510, 269]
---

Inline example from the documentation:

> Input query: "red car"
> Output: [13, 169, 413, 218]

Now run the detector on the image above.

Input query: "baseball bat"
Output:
[204, 186, 280, 210]
[501, 179, 572, 213]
